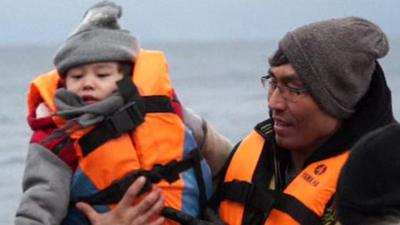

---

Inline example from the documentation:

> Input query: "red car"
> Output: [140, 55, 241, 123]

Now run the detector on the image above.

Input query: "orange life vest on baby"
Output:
[27, 50, 212, 225]
[218, 120, 350, 225]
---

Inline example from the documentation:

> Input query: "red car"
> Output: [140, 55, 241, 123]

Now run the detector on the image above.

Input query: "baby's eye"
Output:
[70, 74, 83, 79]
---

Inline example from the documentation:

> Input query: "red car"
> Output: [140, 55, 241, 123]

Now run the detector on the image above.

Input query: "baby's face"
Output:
[65, 62, 124, 104]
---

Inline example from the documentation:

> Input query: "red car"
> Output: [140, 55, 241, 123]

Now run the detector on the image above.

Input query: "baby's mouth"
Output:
[82, 95, 99, 104]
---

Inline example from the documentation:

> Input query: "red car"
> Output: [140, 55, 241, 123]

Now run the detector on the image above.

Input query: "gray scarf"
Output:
[54, 88, 124, 129]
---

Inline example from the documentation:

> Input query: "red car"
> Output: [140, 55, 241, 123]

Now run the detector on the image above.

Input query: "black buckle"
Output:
[120, 171, 153, 196]
[106, 101, 145, 138]
[151, 161, 180, 183]
[163, 160, 180, 182]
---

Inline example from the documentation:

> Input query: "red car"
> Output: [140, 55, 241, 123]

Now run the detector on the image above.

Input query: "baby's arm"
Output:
[15, 143, 72, 225]
[16, 102, 73, 225]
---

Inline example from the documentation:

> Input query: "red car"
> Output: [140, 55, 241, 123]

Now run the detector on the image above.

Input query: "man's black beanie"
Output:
[337, 123, 400, 222]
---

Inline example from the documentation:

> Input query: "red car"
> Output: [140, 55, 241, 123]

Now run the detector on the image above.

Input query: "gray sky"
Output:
[1, 0, 399, 46]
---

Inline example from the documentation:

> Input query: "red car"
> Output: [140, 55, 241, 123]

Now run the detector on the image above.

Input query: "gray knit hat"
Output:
[275, 17, 389, 119]
[54, 1, 139, 75]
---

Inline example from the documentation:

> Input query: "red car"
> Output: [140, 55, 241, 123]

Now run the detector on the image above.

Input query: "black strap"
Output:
[243, 124, 277, 225]
[79, 96, 174, 156]
[221, 180, 321, 225]
[162, 207, 224, 225]
[191, 150, 208, 217]
[79, 101, 144, 156]
[220, 180, 275, 213]
[219, 120, 321, 225]
[77, 149, 203, 205]
[117, 76, 143, 105]
[115, 76, 174, 113]
[142, 96, 174, 112]
[209, 142, 241, 210]
[162, 207, 198, 225]
[275, 193, 321, 225]
[75, 171, 153, 205]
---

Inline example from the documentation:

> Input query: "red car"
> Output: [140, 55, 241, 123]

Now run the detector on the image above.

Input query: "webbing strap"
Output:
[208, 142, 241, 210]
[191, 150, 207, 217]
[79, 96, 174, 157]
[79, 101, 143, 156]
[79, 75, 174, 157]
[221, 180, 275, 213]
[221, 180, 321, 225]
[162, 207, 198, 225]
[79, 76, 176, 157]
[274, 194, 321, 225]
[77, 149, 203, 205]
[162, 207, 224, 225]
[117, 76, 143, 105]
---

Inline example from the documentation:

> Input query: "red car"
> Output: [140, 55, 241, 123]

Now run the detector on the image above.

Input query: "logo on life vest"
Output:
[301, 164, 327, 187]
[314, 164, 327, 175]
[301, 172, 320, 187]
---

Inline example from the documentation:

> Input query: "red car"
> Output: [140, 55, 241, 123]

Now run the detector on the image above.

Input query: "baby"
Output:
[16, 1, 231, 225]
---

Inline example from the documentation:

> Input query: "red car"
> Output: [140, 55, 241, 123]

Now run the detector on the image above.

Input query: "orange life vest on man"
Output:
[27, 50, 212, 225]
[218, 120, 350, 225]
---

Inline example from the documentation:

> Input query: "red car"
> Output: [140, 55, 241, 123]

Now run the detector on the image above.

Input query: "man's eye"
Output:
[98, 73, 110, 78]
[269, 79, 277, 86]
[287, 87, 304, 95]
[285, 81, 304, 90]
[289, 88, 301, 95]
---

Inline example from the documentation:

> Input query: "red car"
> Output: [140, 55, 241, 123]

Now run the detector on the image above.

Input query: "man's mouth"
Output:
[273, 117, 293, 134]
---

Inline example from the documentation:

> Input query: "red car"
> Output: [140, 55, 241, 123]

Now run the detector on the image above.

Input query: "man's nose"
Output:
[268, 88, 286, 111]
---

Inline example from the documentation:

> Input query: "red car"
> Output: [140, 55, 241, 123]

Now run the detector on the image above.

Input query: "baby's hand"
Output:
[36, 103, 51, 118]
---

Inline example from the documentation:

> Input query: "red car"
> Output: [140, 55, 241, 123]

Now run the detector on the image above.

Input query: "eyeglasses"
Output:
[261, 74, 308, 102]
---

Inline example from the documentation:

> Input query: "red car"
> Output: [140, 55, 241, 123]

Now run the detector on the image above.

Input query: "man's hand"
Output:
[76, 176, 165, 225]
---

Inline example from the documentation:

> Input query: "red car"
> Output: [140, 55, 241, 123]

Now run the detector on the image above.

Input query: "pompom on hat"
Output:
[275, 17, 389, 119]
[53, 1, 139, 75]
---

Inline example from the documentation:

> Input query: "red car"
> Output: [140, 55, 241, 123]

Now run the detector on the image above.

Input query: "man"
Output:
[215, 17, 395, 225]
[336, 123, 400, 225]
